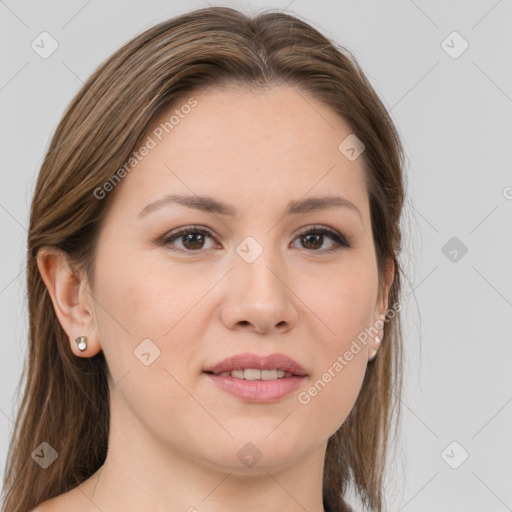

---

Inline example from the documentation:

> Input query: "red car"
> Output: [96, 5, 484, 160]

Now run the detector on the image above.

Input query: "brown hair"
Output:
[2, 6, 405, 512]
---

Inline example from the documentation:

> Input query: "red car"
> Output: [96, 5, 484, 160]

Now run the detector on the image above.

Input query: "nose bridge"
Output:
[235, 235, 285, 302]
[220, 233, 298, 333]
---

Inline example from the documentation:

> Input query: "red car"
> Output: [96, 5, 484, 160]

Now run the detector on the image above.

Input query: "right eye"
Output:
[162, 225, 218, 253]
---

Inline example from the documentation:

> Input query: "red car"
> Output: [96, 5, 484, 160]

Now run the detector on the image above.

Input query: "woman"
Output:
[2, 6, 405, 512]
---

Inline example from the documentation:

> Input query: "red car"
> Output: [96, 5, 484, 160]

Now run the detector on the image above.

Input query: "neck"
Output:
[77, 390, 328, 512]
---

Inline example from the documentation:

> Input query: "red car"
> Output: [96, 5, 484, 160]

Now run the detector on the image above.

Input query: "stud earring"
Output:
[368, 336, 381, 362]
[75, 335, 88, 352]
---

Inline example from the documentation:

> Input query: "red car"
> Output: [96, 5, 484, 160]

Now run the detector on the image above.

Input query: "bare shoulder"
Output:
[29, 488, 86, 512]
[29, 470, 101, 511]
[29, 495, 67, 512]
[29, 497, 58, 512]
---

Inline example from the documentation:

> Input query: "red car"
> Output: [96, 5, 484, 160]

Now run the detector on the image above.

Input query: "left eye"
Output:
[292, 226, 350, 252]
[161, 225, 350, 253]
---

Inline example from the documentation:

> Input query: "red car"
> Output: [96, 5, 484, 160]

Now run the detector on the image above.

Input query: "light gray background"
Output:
[1, 1, 511, 510]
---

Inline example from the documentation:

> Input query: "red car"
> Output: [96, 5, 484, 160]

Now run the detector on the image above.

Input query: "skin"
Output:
[36, 85, 393, 512]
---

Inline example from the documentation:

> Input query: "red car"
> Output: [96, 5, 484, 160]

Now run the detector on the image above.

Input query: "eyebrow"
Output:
[137, 193, 362, 221]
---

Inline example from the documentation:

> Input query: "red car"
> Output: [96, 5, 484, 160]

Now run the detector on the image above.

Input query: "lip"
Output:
[205, 374, 306, 403]
[203, 352, 308, 376]
[203, 352, 308, 403]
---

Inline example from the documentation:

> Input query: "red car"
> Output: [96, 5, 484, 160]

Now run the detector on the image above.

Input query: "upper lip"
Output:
[203, 352, 308, 376]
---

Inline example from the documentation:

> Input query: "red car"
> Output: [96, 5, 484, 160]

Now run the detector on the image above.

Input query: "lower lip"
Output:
[204, 373, 307, 403]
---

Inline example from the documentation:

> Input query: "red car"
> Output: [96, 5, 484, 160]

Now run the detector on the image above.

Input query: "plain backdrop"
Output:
[1, 1, 511, 510]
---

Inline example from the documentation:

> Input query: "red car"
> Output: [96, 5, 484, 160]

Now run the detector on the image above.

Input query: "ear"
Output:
[36, 247, 102, 358]
[376, 257, 395, 319]
[369, 257, 395, 359]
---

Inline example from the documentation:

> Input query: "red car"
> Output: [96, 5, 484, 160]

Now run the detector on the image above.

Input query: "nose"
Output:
[220, 250, 298, 335]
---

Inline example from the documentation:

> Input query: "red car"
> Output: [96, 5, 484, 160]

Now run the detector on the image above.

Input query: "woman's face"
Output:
[88, 85, 391, 473]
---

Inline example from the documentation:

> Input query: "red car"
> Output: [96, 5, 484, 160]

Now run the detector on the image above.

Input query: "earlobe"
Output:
[368, 335, 381, 362]
[36, 247, 102, 357]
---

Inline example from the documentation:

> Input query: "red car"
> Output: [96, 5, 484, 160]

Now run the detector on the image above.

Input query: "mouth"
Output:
[202, 352, 308, 378]
[202, 352, 308, 402]
[203, 368, 297, 380]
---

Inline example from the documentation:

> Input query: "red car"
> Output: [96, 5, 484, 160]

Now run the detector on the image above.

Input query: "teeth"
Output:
[217, 369, 288, 380]
[260, 369, 278, 380]
[231, 369, 245, 379]
[244, 369, 262, 380]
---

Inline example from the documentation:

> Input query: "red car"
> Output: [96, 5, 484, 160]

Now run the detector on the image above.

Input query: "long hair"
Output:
[2, 6, 405, 512]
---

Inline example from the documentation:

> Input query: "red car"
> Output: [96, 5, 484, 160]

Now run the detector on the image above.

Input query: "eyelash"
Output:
[161, 225, 350, 254]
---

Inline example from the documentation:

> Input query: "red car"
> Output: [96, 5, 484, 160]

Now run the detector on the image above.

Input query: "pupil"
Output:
[184, 233, 204, 249]
[304, 234, 322, 249]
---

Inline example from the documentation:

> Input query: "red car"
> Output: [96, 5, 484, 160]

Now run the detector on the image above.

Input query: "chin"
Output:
[194, 434, 313, 474]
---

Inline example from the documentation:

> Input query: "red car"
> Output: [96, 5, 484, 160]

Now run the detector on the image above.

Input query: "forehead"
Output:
[160, 84, 353, 161]
[106, 85, 369, 220]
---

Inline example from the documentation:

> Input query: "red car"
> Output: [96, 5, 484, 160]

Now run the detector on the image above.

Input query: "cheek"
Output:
[294, 259, 375, 432]
[305, 255, 377, 350]
[297, 352, 367, 441]
[297, 283, 372, 436]
[93, 246, 186, 337]
[92, 246, 208, 390]
[91, 251, 203, 436]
